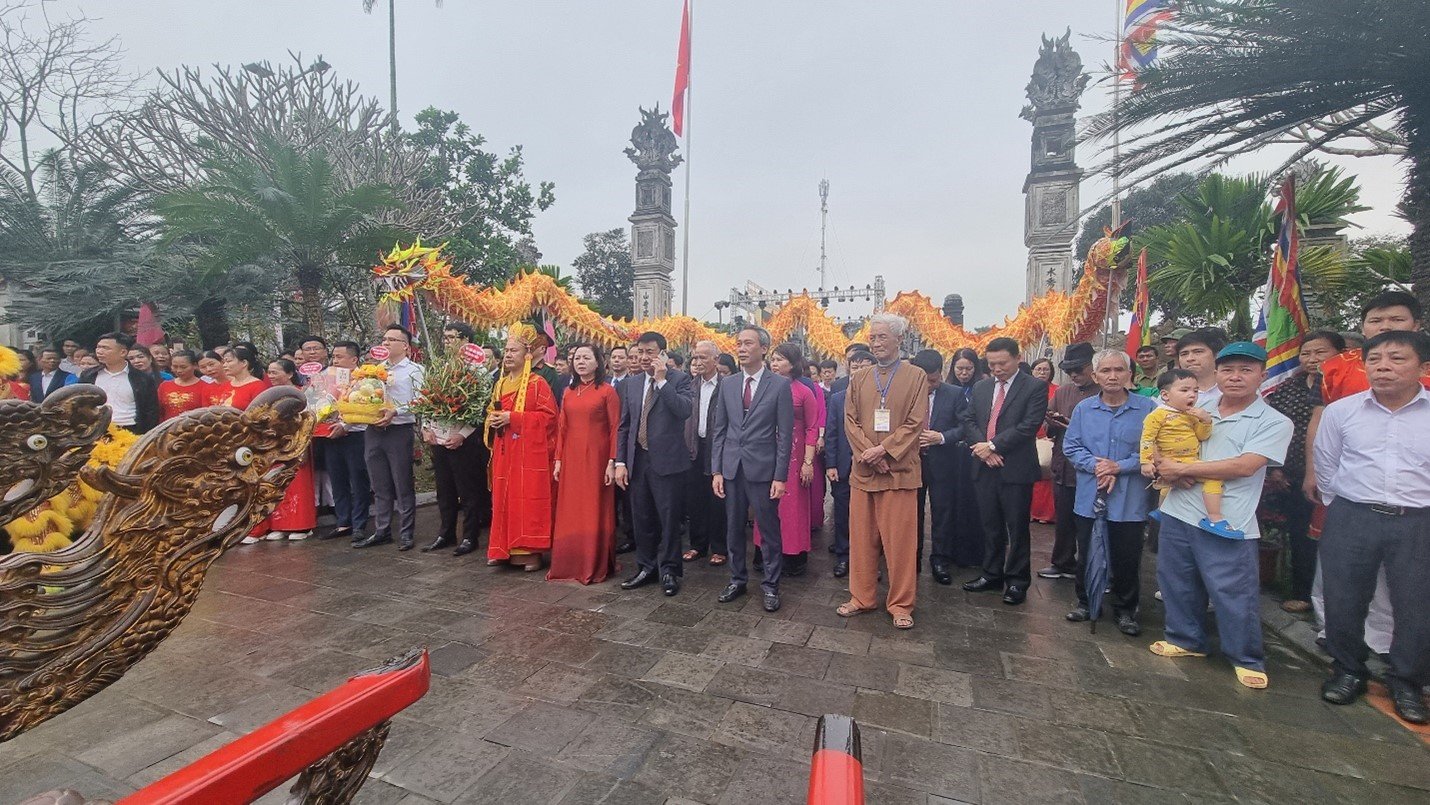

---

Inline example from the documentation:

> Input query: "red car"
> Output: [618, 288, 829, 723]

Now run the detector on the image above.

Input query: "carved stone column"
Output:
[1021, 29, 1088, 301]
[624, 106, 682, 320]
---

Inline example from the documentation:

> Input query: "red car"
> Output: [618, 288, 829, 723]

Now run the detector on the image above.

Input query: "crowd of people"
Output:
[5, 289, 1427, 722]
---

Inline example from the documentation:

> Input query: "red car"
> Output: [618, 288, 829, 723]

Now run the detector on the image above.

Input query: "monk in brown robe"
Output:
[836, 314, 929, 629]
[485, 324, 558, 572]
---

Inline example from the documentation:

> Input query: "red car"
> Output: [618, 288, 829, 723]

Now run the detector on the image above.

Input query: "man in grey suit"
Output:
[711, 325, 794, 612]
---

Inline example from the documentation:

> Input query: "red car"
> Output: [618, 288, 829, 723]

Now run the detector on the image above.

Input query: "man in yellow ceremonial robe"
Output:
[486, 324, 558, 572]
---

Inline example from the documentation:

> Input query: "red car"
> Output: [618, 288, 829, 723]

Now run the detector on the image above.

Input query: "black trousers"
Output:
[431, 436, 490, 544]
[1049, 483, 1078, 573]
[917, 463, 957, 571]
[974, 475, 1034, 587]
[830, 478, 851, 558]
[1269, 486, 1316, 601]
[1072, 515, 1144, 615]
[685, 467, 727, 556]
[630, 449, 685, 577]
[1321, 499, 1430, 687]
[724, 470, 784, 594]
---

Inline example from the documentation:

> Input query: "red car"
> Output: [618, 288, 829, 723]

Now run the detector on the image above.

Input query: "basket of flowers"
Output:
[336, 364, 391, 424]
[409, 347, 494, 441]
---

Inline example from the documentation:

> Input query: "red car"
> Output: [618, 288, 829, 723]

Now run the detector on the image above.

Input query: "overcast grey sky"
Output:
[58, 0, 1409, 326]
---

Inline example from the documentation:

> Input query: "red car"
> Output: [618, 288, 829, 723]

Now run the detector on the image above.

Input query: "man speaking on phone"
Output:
[1038, 342, 1099, 581]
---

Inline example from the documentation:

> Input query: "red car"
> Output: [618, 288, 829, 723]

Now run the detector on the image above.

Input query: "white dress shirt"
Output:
[383, 357, 426, 426]
[1315, 388, 1430, 509]
[697, 374, 720, 438]
[741, 366, 766, 404]
[94, 366, 136, 426]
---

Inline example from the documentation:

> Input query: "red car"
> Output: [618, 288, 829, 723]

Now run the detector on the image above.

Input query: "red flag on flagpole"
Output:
[672, 0, 690, 136]
[1124, 248, 1150, 361]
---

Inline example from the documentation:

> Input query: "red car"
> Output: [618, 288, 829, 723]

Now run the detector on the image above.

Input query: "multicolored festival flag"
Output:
[1125, 248, 1151, 362]
[1254, 175, 1312, 394]
[672, 0, 691, 136]
[1120, 0, 1173, 83]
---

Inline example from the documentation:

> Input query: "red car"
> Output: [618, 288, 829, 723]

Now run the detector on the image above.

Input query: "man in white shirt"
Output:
[354, 326, 426, 552]
[78, 332, 159, 433]
[682, 340, 726, 564]
[1314, 330, 1430, 724]
[29, 348, 72, 401]
[1176, 329, 1226, 408]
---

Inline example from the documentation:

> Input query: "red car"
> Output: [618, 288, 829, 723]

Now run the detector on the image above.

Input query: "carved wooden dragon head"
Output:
[0, 386, 313, 741]
[0, 386, 111, 528]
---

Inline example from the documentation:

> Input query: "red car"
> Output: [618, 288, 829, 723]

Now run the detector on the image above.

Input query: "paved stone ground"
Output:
[3, 508, 1428, 805]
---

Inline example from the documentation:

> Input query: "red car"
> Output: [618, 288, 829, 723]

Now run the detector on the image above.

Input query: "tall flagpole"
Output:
[1107, 0, 1123, 346]
[680, 0, 693, 316]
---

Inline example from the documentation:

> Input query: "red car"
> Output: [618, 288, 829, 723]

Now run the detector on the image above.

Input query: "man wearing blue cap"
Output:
[1147, 341, 1293, 690]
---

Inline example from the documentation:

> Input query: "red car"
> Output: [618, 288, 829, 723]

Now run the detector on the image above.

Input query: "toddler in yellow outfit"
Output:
[1140, 369, 1241, 538]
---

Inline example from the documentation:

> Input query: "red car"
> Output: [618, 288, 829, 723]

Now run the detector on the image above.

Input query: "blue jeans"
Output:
[1156, 515, 1265, 671]
[326, 431, 371, 532]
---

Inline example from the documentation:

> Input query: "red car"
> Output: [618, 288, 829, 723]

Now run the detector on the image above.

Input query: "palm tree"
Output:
[0, 152, 154, 340]
[1137, 166, 1366, 337]
[1084, 0, 1430, 311]
[362, 0, 444, 137]
[155, 139, 403, 337]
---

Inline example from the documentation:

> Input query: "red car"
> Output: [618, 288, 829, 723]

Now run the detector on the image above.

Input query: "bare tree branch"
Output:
[0, 0, 137, 202]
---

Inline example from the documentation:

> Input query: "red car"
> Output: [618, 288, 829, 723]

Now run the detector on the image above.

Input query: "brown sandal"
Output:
[708, 554, 727, 566]
[892, 615, 914, 630]
[836, 603, 874, 618]
[682, 549, 705, 562]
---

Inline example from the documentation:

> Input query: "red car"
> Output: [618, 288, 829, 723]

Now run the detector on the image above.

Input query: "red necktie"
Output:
[986, 380, 1006, 441]
[743, 376, 753, 411]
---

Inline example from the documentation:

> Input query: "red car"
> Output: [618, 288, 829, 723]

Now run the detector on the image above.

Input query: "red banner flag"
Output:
[1125, 248, 1150, 361]
[672, 0, 690, 136]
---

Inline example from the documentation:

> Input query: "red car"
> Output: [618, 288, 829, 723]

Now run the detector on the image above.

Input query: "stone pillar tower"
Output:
[1020, 29, 1088, 301]
[624, 106, 682, 319]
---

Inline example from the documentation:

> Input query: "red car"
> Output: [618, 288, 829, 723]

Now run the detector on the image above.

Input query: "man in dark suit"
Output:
[683, 340, 727, 564]
[959, 337, 1048, 605]
[80, 332, 159, 434]
[910, 349, 968, 585]
[609, 344, 636, 554]
[824, 385, 853, 578]
[712, 325, 794, 612]
[615, 331, 696, 596]
[29, 348, 73, 401]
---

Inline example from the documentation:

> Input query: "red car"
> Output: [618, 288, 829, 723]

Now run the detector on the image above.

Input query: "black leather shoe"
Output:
[832, 559, 849, 578]
[422, 536, 455, 553]
[320, 526, 352, 541]
[931, 562, 952, 586]
[962, 576, 1001, 593]
[620, 568, 656, 590]
[717, 583, 747, 603]
[661, 574, 680, 596]
[1389, 679, 1430, 724]
[397, 537, 414, 552]
[763, 592, 781, 612]
[352, 532, 392, 549]
[1002, 585, 1027, 605]
[453, 540, 476, 557]
[615, 541, 636, 554]
[1320, 673, 1368, 706]
[1116, 613, 1141, 636]
[1065, 606, 1090, 622]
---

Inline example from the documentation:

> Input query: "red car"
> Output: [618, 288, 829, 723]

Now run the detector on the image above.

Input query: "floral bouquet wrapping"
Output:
[409, 349, 494, 442]
[336, 364, 390, 424]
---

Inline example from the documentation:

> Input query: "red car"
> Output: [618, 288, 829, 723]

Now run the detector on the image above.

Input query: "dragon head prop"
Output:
[0, 385, 111, 529]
